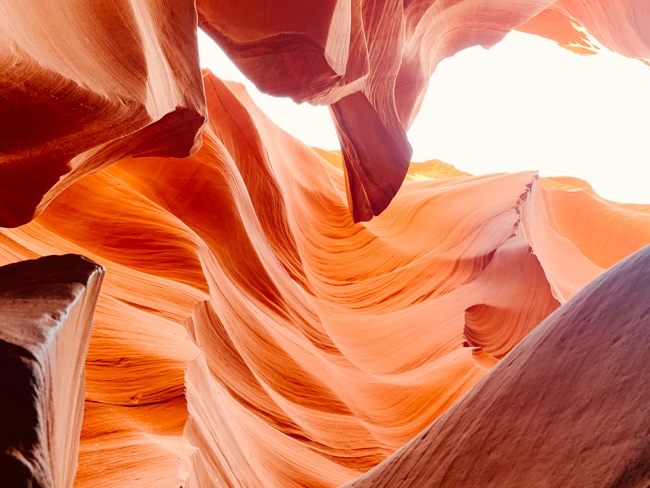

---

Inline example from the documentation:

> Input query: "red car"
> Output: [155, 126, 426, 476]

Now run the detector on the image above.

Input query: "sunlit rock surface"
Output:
[342, 244, 650, 488]
[0, 0, 206, 228]
[0, 255, 103, 488]
[1, 71, 649, 487]
[197, 0, 650, 221]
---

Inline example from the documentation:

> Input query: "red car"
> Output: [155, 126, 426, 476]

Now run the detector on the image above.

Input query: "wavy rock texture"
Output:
[0, 0, 206, 228]
[0, 255, 103, 488]
[0, 186, 207, 487]
[342, 244, 650, 488]
[1, 71, 649, 487]
[518, 0, 650, 58]
[198, 0, 650, 221]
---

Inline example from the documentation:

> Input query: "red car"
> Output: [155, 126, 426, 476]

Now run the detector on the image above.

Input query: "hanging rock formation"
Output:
[0, 255, 104, 488]
[3, 1, 646, 226]
[0, 0, 206, 228]
[197, 0, 650, 221]
[518, 0, 650, 58]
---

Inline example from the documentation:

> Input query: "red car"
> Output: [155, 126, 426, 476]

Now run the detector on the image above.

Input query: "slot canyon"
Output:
[1, 1, 649, 487]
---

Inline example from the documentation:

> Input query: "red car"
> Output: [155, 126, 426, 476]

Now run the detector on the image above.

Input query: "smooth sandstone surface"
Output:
[1, 71, 649, 487]
[0, 255, 104, 488]
[0, 0, 206, 227]
[342, 244, 650, 488]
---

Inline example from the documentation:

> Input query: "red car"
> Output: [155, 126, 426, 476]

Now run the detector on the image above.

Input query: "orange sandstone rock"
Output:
[0, 194, 205, 487]
[342, 244, 650, 488]
[518, 0, 650, 59]
[1, 0, 647, 229]
[0, 1, 649, 486]
[0, 0, 206, 228]
[0, 255, 103, 488]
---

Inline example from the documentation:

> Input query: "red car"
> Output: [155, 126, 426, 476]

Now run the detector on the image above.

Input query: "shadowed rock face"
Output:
[342, 244, 650, 488]
[0, 255, 104, 488]
[1, 2, 650, 487]
[0, 0, 206, 228]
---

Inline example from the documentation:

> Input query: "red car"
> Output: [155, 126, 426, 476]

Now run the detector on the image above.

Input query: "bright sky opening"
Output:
[198, 29, 650, 204]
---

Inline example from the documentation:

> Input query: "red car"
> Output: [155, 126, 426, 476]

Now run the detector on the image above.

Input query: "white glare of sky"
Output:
[198, 29, 650, 204]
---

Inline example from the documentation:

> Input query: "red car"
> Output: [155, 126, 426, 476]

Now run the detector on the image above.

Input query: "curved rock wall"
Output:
[0, 0, 206, 227]
[1, 71, 648, 487]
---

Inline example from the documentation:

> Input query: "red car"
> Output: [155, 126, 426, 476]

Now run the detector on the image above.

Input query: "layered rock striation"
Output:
[198, 0, 650, 221]
[0, 0, 206, 227]
[343, 244, 650, 487]
[3, 1, 647, 226]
